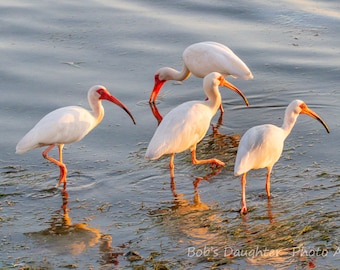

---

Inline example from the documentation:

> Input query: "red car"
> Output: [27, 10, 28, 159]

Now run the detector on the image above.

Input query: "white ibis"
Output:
[145, 72, 249, 181]
[149, 41, 253, 112]
[234, 100, 330, 214]
[16, 85, 136, 189]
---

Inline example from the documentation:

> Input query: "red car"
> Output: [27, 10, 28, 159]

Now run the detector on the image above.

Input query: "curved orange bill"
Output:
[149, 74, 166, 103]
[101, 92, 136, 125]
[219, 77, 249, 106]
[149, 102, 163, 126]
[300, 104, 330, 133]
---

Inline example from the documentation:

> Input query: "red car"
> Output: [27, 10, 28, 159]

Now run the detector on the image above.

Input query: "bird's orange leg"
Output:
[241, 173, 248, 214]
[191, 149, 225, 167]
[266, 168, 271, 199]
[42, 144, 68, 189]
[58, 144, 65, 174]
[169, 153, 177, 196]
[169, 153, 175, 179]
[219, 103, 224, 113]
[58, 144, 67, 189]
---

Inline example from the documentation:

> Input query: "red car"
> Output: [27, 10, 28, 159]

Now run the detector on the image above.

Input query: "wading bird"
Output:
[146, 72, 249, 184]
[16, 85, 136, 189]
[149, 41, 253, 112]
[234, 100, 330, 214]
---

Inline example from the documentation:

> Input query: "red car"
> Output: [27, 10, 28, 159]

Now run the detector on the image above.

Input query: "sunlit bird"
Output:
[234, 99, 330, 214]
[146, 72, 249, 181]
[149, 41, 253, 112]
[16, 85, 136, 189]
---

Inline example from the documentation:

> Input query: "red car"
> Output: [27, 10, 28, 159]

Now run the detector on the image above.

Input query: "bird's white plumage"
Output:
[146, 72, 223, 160]
[234, 124, 285, 176]
[16, 106, 97, 154]
[183, 41, 253, 79]
[15, 85, 136, 189]
[16, 85, 106, 154]
[149, 41, 253, 103]
[234, 99, 330, 176]
[145, 101, 213, 160]
[233, 99, 330, 214]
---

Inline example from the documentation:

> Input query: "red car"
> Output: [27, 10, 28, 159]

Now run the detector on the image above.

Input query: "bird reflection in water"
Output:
[209, 119, 240, 164]
[25, 190, 101, 256]
[231, 215, 318, 269]
[149, 170, 223, 247]
[25, 190, 125, 266]
[171, 167, 222, 198]
[99, 234, 125, 266]
[149, 102, 163, 126]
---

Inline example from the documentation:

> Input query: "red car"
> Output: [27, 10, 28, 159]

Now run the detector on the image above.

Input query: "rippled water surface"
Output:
[1, 0, 339, 269]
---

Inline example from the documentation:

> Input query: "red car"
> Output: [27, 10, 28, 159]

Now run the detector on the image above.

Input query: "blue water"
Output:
[0, 0, 339, 269]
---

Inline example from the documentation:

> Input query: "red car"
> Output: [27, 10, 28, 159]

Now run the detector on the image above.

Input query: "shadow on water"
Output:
[20, 188, 133, 268]
[148, 171, 223, 240]
[25, 190, 102, 256]
[0, 167, 138, 268]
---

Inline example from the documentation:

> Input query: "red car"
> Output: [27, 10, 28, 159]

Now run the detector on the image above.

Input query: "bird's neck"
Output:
[206, 88, 222, 113]
[281, 109, 299, 138]
[90, 101, 105, 128]
[163, 65, 191, 81]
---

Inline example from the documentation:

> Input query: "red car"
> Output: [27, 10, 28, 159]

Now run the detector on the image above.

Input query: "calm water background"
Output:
[1, 0, 339, 269]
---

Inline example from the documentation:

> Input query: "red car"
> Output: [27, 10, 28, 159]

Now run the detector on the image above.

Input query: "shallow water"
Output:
[1, 0, 339, 269]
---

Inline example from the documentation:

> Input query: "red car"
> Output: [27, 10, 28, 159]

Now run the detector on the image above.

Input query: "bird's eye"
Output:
[298, 103, 307, 113]
[299, 103, 307, 110]
[97, 89, 104, 95]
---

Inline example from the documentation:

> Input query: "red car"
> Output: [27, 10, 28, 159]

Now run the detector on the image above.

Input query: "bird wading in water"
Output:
[16, 85, 136, 189]
[146, 72, 249, 186]
[234, 99, 330, 214]
[149, 41, 253, 113]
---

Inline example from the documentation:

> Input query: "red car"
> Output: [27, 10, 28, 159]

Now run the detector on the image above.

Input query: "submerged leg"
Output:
[219, 103, 224, 113]
[42, 144, 68, 189]
[241, 173, 247, 214]
[58, 144, 67, 189]
[266, 167, 272, 198]
[191, 149, 225, 167]
[61, 189, 69, 211]
[169, 153, 176, 196]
